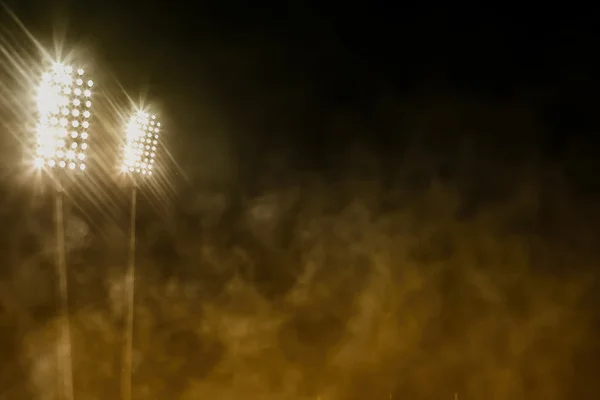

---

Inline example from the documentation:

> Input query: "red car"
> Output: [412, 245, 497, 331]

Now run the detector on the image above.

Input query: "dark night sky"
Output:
[3, 2, 600, 188]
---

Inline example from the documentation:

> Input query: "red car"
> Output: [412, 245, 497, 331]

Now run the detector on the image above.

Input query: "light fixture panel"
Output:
[121, 111, 160, 176]
[35, 63, 93, 171]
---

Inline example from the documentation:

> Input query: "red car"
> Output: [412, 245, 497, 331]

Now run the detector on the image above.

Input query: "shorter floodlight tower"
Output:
[119, 110, 161, 400]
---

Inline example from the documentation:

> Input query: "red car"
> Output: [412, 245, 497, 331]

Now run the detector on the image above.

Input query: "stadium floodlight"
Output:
[121, 110, 160, 176]
[119, 108, 161, 400]
[35, 62, 93, 173]
[33, 61, 94, 400]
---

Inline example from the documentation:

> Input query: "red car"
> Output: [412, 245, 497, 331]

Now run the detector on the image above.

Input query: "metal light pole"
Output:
[34, 62, 94, 400]
[54, 184, 72, 400]
[122, 180, 136, 400]
[119, 110, 161, 400]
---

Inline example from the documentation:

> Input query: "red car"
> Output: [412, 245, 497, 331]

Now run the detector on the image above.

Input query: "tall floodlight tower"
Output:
[35, 62, 94, 400]
[120, 110, 160, 400]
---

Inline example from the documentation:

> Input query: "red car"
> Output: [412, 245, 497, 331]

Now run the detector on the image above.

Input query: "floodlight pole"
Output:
[120, 110, 159, 399]
[122, 180, 137, 400]
[54, 180, 74, 400]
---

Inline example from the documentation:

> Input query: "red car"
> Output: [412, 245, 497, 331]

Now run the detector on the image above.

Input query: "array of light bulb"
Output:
[34, 63, 93, 171]
[121, 111, 159, 176]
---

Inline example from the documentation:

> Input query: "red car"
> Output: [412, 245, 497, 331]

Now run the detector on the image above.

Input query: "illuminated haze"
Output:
[1, 3, 600, 400]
